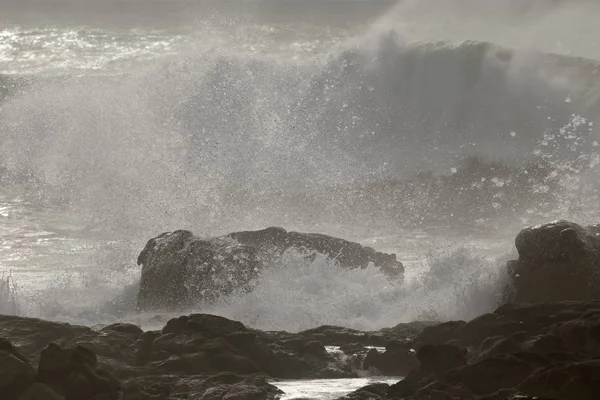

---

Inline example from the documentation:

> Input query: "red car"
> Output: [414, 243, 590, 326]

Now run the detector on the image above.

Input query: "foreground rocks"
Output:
[336, 300, 600, 400]
[504, 220, 600, 303]
[137, 226, 404, 311]
[0, 311, 428, 400]
[2, 298, 600, 399]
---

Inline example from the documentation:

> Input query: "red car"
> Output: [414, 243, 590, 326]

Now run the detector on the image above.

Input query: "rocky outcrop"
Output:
[2, 299, 600, 400]
[504, 220, 600, 303]
[137, 226, 404, 311]
[336, 300, 600, 400]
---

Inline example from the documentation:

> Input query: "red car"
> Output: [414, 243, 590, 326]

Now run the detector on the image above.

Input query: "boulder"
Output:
[137, 227, 404, 311]
[505, 220, 600, 303]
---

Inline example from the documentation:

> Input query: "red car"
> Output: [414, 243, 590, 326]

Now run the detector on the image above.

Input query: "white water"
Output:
[273, 377, 400, 400]
[0, 0, 599, 344]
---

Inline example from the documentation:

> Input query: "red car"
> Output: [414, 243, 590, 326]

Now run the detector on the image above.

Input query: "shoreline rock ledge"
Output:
[137, 226, 404, 311]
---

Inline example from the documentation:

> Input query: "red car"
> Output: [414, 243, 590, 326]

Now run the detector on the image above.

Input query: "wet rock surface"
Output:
[137, 226, 404, 311]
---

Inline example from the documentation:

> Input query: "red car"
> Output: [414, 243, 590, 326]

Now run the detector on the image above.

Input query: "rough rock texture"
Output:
[380, 300, 600, 400]
[505, 220, 600, 303]
[2, 300, 600, 400]
[137, 226, 404, 311]
[0, 311, 434, 400]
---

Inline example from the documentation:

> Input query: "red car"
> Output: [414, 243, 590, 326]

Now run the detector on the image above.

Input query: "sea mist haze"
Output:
[1, 0, 599, 334]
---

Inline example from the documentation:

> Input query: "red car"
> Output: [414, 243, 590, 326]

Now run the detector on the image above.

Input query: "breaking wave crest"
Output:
[1, 32, 599, 236]
[1, 245, 511, 331]
[206, 247, 511, 332]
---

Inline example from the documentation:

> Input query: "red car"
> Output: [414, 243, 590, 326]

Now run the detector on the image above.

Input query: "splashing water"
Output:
[0, 0, 599, 330]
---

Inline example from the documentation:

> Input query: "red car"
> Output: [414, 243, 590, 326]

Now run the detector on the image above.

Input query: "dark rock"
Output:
[18, 383, 65, 400]
[475, 335, 521, 360]
[0, 315, 91, 357]
[459, 313, 522, 347]
[137, 227, 404, 311]
[268, 350, 312, 378]
[417, 344, 467, 376]
[505, 220, 600, 303]
[381, 321, 438, 338]
[304, 340, 327, 357]
[100, 323, 143, 336]
[387, 369, 423, 398]
[556, 313, 600, 357]
[38, 343, 120, 400]
[225, 331, 258, 349]
[443, 352, 550, 396]
[162, 314, 246, 336]
[0, 339, 36, 400]
[363, 348, 380, 370]
[337, 383, 390, 399]
[299, 325, 387, 346]
[278, 338, 305, 353]
[169, 373, 283, 400]
[134, 331, 158, 367]
[413, 321, 466, 346]
[519, 359, 600, 400]
[339, 342, 364, 355]
[364, 347, 417, 376]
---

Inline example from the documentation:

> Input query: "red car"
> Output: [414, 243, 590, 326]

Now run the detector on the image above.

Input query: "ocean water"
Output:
[1, 1, 600, 396]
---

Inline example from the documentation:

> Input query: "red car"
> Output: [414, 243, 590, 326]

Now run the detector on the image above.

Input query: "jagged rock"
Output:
[505, 220, 600, 303]
[0, 339, 36, 400]
[137, 227, 404, 311]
